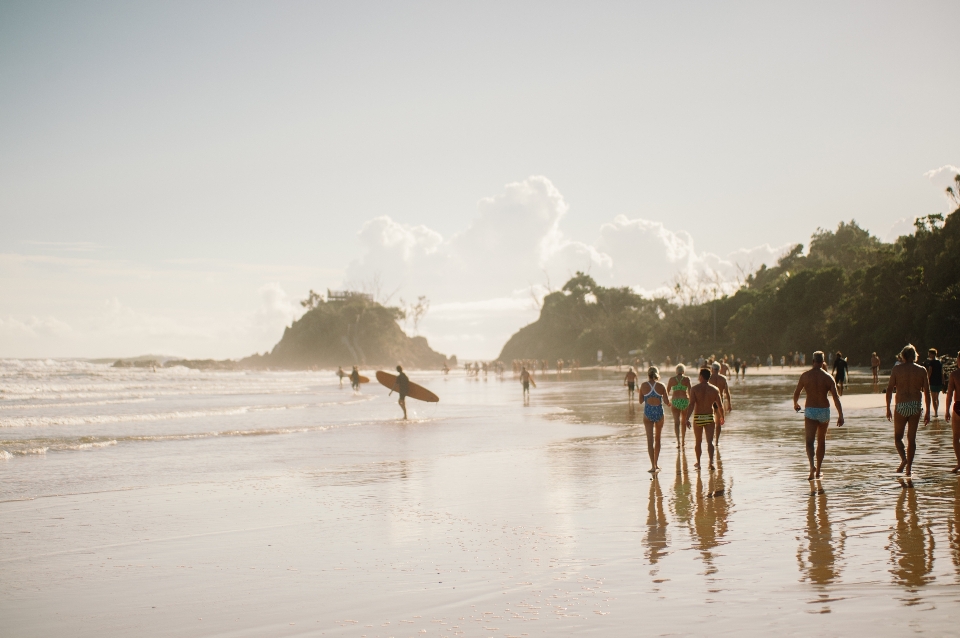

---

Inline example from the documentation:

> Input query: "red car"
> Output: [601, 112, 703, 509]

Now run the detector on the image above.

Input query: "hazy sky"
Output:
[2, 1, 958, 360]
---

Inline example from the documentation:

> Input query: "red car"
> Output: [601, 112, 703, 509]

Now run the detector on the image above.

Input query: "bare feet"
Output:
[807, 468, 816, 481]
[905, 465, 912, 477]
[709, 463, 715, 470]
[694, 462, 701, 470]
[952, 465, 960, 474]
[816, 469, 822, 479]
[647, 468, 657, 473]
[896, 460, 906, 474]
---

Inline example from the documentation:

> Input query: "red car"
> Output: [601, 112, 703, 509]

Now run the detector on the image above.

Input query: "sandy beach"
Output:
[2, 361, 959, 637]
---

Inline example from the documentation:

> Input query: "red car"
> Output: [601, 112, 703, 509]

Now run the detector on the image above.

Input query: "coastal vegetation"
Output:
[499, 205, 960, 367]
[243, 291, 450, 369]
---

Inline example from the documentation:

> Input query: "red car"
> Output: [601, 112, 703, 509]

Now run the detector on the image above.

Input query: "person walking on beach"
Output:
[871, 352, 881, 384]
[640, 367, 668, 474]
[350, 365, 361, 391]
[793, 351, 844, 480]
[669, 364, 692, 446]
[710, 362, 733, 445]
[886, 345, 931, 477]
[520, 366, 535, 398]
[624, 366, 638, 400]
[389, 365, 410, 420]
[337, 366, 346, 387]
[684, 369, 724, 470]
[923, 348, 944, 418]
[832, 352, 848, 396]
[944, 352, 960, 472]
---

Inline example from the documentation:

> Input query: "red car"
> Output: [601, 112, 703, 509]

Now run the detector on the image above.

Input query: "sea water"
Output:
[1, 360, 958, 636]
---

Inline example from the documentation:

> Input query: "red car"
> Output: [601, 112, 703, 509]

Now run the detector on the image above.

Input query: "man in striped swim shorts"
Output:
[793, 351, 844, 480]
[683, 368, 724, 470]
[886, 345, 931, 477]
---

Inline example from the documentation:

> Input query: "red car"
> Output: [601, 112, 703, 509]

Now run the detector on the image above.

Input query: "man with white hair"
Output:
[886, 344, 931, 477]
[710, 362, 733, 445]
[793, 351, 844, 480]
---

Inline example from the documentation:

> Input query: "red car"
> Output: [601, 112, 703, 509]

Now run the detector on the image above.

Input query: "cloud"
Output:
[346, 176, 790, 304]
[924, 165, 960, 198]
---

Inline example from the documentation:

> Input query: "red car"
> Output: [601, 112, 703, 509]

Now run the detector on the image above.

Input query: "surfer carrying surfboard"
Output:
[388, 365, 410, 419]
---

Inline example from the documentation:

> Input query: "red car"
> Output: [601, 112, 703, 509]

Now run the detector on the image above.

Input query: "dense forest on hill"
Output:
[499, 205, 960, 367]
[243, 293, 450, 369]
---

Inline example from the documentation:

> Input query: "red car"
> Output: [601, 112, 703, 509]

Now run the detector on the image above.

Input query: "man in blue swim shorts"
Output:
[793, 351, 844, 480]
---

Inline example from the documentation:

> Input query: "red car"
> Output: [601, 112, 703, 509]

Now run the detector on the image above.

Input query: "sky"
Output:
[2, 1, 958, 361]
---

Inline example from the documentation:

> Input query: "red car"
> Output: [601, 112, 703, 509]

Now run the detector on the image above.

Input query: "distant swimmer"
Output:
[832, 352, 848, 396]
[923, 348, 944, 418]
[944, 352, 960, 472]
[350, 365, 361, 391]
[442, 363, 450, 375]
[640, 367, 668, 474]
[520, 366, 536, 398]
[885, 345, 931, 477]
[389, 365, 410, 420]
[709, 362, 733, 445]
[793, 351, 844, 480]
[684, 368, 724, 470]
[871, 352, 881, 384]
[624, 366, 638, 400]
[669, 364, 692, 446]
[337, 366, 345, 387]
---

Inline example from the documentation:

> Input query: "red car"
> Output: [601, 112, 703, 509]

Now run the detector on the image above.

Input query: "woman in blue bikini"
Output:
[640, 366, 669, 474]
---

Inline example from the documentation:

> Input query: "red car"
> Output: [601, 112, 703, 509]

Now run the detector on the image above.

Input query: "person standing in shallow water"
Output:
[669, 364, 692, 446]
[684, 368, 724, 470]
[871, 352, 881, 385]
[520, 366, 535, 398]
[640, 366, 668, 474]
[832, 352, 848, 396]
[944, 352, 960, 473]
[389, 365, 410, 420]
[623, 366, 638, 401]
[709, 362, 732, 445]
[793, 351, 844, 480]
[886, 345, 931, 477]
[923, 348, 944, 418]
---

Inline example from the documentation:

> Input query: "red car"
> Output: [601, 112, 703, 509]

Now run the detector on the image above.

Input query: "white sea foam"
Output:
[0, 449, 12, 460]
[62, 440, 118, 451]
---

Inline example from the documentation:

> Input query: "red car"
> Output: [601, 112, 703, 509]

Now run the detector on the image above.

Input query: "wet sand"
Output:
[2, 365, 959, 636]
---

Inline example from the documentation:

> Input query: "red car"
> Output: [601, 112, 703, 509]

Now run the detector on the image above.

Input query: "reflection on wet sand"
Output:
[889, 479, 935, 598]
[669, 448, 693, 530]
[951, 478, 960, 578]
[690, 460, 731, 575]
[645, 478, 669, 565]
[797, 486, 844, 590]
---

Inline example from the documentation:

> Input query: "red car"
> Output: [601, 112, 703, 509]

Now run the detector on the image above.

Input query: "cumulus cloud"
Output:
[346, 176, 790, 309]
[924, 165, 960, 199]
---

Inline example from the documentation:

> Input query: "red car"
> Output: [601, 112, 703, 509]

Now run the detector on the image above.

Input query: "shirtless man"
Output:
[668, 364, 692, 446]
[832, 352, 848, 396]
[683, 368, 724, 470]
[388, 365, 410, 420]
[871, 352, 881, 384]
[350, 365, 361, 391]
[520, 366, 535, 398]
[944, 351, 960, 472]
[792, 351, 844, 480]
[923, 348, 944, 418]
[885, 345, 931, 477]
[710, 362, 733, 445]
[623, 366, 638, 401]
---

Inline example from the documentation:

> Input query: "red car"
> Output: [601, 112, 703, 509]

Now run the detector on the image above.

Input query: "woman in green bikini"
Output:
[669, 364, 692, 446]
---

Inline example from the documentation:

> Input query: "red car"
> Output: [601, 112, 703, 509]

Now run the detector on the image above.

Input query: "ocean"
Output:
[2, 359, 958, 636]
